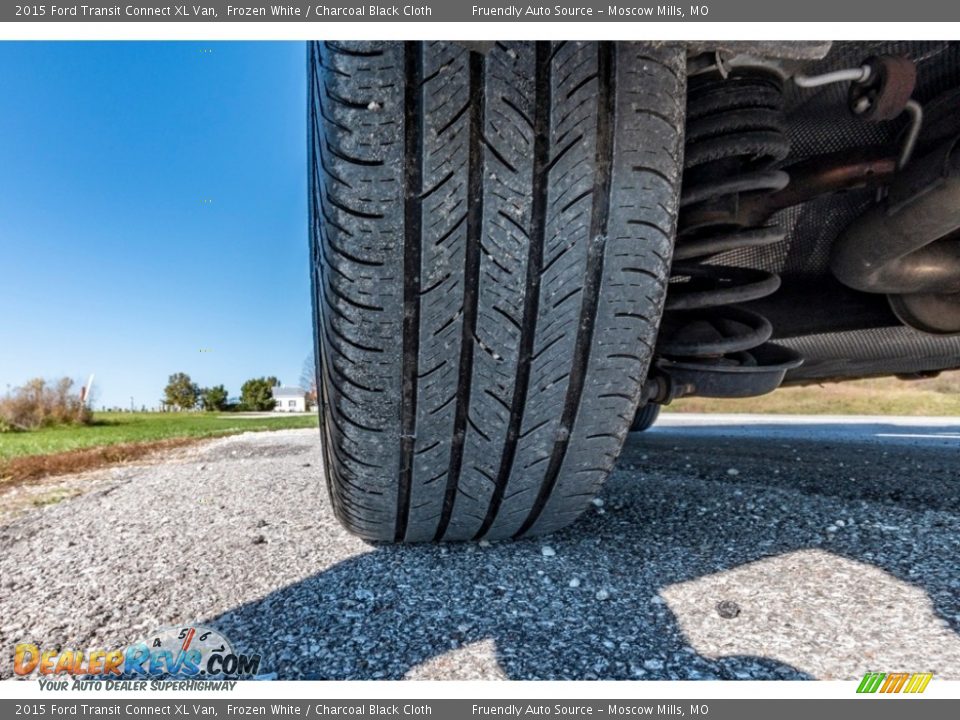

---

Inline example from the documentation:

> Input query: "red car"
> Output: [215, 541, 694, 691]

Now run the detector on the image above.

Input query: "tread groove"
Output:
[474, 41, 553, 540]
[514, 42, 615, 539]
[480, 135, 519, 173]
[435, 51, 486, 542]
[397, 42, 423, 542]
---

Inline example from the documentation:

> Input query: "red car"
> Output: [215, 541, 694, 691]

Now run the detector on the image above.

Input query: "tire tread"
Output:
[309, 41, 685, 541]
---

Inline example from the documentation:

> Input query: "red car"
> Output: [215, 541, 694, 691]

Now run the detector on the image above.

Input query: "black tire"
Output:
[308, 41, 685, 542]
[631, 403, 661, 432]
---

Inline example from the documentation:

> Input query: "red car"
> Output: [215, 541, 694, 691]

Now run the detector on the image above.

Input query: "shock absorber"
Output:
[653, 67, 803, 399]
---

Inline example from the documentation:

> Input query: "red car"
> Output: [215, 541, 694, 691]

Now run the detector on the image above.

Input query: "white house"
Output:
[272, 386, 308, 413]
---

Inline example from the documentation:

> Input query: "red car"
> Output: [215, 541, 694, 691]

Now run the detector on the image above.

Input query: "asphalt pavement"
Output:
[1, 414, 958, 680]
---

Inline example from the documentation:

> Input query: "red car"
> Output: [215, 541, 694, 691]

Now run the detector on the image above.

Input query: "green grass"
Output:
[671, 370, 960, 416]
[0, 411, 318, 462]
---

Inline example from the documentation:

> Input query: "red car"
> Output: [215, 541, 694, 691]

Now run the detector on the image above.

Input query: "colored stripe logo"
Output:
[857, 672, 933, 694]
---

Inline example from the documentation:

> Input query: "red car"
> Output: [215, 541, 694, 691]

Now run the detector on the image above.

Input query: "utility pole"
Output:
[80, 374, 95, 407]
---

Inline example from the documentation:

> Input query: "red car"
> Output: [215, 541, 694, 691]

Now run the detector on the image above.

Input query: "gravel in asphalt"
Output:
[1, 416, 957, 680]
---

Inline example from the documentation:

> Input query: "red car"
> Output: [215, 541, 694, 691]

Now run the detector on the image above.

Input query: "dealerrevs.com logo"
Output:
[14, 625, 262, 681]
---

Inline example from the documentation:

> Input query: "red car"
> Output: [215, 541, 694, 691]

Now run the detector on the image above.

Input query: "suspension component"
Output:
[653, 67, 802, 399]
[847, 55, 917, 122]
[795, 55, 922, 170]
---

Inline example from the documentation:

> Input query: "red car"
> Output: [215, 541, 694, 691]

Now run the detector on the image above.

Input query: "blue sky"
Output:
[0, 42, 310, 409]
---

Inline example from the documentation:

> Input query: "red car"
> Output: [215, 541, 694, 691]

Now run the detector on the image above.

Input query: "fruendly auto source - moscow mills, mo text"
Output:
[472, 5, 702, 17]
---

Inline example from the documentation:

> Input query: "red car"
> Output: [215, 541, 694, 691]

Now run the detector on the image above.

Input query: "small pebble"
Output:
[595, 589, 610, 601]
[569, 577, 581, 588]
[716, 600, 741, 619]
[727, 468, 740, 477]
[541, 546, 556, 557]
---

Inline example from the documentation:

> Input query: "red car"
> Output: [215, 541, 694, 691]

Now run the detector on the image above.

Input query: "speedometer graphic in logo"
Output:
[125, 624, 242, 678]
[148, 625, 233, 667]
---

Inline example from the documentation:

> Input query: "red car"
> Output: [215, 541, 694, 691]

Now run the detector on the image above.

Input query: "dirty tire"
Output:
[308, 41, 685, 542]
[631, 403, 662, 432]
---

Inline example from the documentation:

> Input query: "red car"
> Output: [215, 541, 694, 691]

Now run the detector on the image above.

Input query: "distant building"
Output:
[272, 386, 307, 413]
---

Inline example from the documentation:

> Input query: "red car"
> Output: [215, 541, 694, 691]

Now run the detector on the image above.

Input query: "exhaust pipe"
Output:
[831, 136, 960, 334]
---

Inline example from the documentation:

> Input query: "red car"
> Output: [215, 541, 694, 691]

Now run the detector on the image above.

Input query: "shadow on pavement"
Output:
[203, 426, 959, 680]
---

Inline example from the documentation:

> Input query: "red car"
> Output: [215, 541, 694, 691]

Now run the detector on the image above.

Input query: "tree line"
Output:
[162, 373, 280, 412]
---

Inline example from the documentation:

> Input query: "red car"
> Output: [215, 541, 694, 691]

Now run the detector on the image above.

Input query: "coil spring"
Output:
[658, 69, 791, 367]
